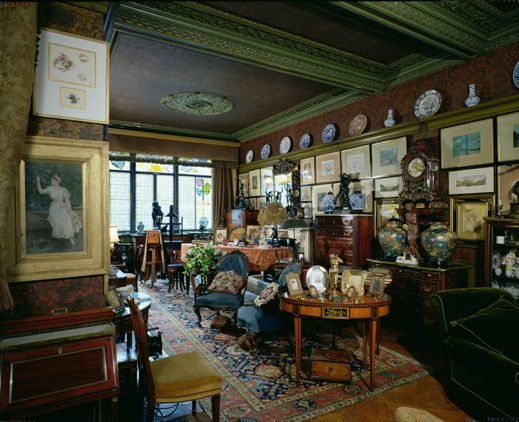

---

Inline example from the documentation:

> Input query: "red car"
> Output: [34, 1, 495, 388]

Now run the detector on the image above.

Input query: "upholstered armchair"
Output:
[192, 250, 249, 326]
[430, 288, 519, 419]
[236, 261, 302, 348]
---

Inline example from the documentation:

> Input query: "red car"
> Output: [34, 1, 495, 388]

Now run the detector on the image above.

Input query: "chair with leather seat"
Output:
[236, 261, 302, 345]
[127, 297, 222, 422]
[192, 250, 249, 327]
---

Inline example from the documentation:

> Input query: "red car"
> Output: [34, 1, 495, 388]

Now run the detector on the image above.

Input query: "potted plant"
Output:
[182, 242, 226, 281]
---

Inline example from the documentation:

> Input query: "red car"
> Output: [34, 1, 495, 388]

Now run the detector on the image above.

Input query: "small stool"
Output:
[167, 262, 185, 292]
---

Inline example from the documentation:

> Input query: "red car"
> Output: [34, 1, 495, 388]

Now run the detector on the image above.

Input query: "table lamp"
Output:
[109, 224, 120, 261]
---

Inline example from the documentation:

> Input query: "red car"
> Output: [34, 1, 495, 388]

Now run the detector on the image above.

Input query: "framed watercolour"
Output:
[441, 118, 493, 169]
[286, 271, 304, 296]
[316, 152, 341, 184]
[249, 169, 261, 196]
[301, 185, 312, 202]
[312, 184, 333, 214]
[7, 137, 109, 282]
[374, 198, 400, 236]
[374, 176, 402, 198]
[497, 164, 519, 215]
[448, 167, 494, 195]
[33, 29, 109, 124]
[341, 145, 371, 179]
[449, 195, 494, 241]
[371, 137, 407, 177]
[300, 157, 315, 185]
[497, 112, 519, 162]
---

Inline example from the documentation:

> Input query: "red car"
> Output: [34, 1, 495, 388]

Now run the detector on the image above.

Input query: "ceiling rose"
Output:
[160, 91, 234, 116]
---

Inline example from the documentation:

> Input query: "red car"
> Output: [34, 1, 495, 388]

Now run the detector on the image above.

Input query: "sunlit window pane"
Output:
[136, 174, 154, 229]
[110, 172, 130, 231]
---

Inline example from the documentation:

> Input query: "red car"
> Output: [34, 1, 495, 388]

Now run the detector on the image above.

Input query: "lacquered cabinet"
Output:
[484, 217, 519, 299]
[315, 215, 373, 268]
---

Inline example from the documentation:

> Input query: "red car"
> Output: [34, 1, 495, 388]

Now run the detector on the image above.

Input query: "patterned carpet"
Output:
[140, 279, 431, 421]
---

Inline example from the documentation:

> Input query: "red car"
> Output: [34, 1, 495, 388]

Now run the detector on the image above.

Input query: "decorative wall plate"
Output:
[279, 136, 292, 154]
[260, 144, 271, 159]
[349, 114, 368, 136]
[245, 149, 254, 163]
[513, 60, 519, 89]
[414, 90, 442, 119]
[322, 123, 337, 143]
[299, 133, 312, 149]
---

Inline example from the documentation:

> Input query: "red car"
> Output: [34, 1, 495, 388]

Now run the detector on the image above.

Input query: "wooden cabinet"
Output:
[367, 259, 472, 327]
[484, 217, 519, 299]
[315, 215, 373, 268]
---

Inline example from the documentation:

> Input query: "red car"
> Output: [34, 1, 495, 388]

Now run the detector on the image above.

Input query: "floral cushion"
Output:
[207, 270, 244, 294]
[254, 282, 280, 314]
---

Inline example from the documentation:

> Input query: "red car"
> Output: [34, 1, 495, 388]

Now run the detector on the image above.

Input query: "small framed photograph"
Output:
[300, 157, 315, 185]
[367, 268, 389, 299]
[441, 118, 494, 169]
[450, 194, 494, 241]
[371, 137, 407, 177]
[374, 198, 401, 236]
[312, 184, 333, 214]
[246, 225, 262, 242]
[316, 151, 341, 183]
[214, 228, 227, 244]
[341, 145, 371, 179]
[497, 112, 519, 162]
[286, 271, 304, 296]
[448, 167, 494, 195]
[34, 29, 109, 123]
[374, 176, 402, 198]
[249, 169, 261, 196]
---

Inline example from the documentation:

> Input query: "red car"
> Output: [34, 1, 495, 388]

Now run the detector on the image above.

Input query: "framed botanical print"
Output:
[300, 157, 315, 185]
[448, 167, 494, 195]
[33, 29, 109, 123]
[315, 151, 341, 183]
[374, 176, 402, 198]
[249, 169, 261, 196]
[449, 195, 494, 241]
[341, 145, 371, 179]
[371, 137, 407, 177]
[497, 112, 519, 162]
[441, 118, 494, 169]
[7, 136, 109, 282]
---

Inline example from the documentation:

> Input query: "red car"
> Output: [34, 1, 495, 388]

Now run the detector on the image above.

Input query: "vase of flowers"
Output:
[183, 242, 226, 280]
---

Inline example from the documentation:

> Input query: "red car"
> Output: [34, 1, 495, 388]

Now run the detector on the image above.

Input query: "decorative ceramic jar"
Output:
[322, 191, 336, 214]
[384, 108, 395, 127]
[464, 83, 480, 107]
[349, 191, 366, 213]
[137, 221, 145, 234]
[377, 218, 407, 260]
[420, 222, 457, 265]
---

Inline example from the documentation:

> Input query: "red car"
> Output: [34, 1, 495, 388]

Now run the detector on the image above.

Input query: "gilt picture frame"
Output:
[341, 145, 371, 179]
[441, 118, 494, 169]
[300, 157, 315, 185]
[249, 169, 261, 196]
[33, 29, 109, 124]
[497, 112, 519, 162]
[374, 198, 401, 236]
[448, 167, 494, 195]
[374, 176, 402, 198]
[371, 137, 407, 177]
[286, 271, 304, 296]
[316, 152, 341, 183]
[449, 194, 494, 241]
[7, 137, 109, 282]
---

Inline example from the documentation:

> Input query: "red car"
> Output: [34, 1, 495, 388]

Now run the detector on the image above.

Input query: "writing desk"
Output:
[279, 292, 392, 390]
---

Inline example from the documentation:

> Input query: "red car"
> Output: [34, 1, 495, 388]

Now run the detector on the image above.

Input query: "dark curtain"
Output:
[0, 3, 38, 316]
[212, 167, 235, 229]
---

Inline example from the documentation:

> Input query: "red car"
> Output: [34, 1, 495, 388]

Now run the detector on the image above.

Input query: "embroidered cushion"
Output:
[207, 270, 244, 294]
[254, 282, 280, 314]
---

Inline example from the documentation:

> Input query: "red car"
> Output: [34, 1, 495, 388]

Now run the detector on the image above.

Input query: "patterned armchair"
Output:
[192, 250, 249, 326]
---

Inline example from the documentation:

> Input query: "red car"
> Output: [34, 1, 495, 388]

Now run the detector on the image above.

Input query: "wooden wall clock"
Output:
[400, 149, 440, 203]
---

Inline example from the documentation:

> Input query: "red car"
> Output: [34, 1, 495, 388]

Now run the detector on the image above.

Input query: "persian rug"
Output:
[139, 280, 431, 421]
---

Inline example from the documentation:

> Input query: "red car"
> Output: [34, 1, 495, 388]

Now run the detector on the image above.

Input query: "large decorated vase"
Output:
[420, 221, 457, 265]
[377, 218, 407, 260]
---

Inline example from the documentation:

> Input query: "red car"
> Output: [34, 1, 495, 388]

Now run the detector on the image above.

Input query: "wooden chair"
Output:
[140, 230, 167, 288]
[167, 251, 186, 293]
[127, 297, 222, 422]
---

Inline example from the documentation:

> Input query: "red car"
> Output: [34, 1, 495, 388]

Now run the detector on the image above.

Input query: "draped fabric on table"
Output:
[216, 245, 293, 272]
[212, 167, 235, 230]
[0, 4, 38, 316]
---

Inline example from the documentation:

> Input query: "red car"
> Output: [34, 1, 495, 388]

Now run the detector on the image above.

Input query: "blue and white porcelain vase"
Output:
[136, 221, 145, 234]
[349, 191, 366, 213]
[464, 84, 480, 107]
[420, 222, 457, 266]
[377, 218, 407, 260]
[322, 191, 336, 214]
[384, 108, 395, 127]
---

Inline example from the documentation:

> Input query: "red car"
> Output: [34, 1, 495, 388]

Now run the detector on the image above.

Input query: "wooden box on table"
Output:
[310, 348, 352, 382]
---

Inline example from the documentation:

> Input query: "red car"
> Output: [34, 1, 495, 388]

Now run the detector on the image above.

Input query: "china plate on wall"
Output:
[513, 59, 519, 89]
[279, 136, 292, 154]
[261, 144, 271, 159]
[414, 90, 442, 119]
[299, 133, 312, 149]
[322, 123, 337, 143]
[349, 114, 368, 136]
[245, 149, 254, 163]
